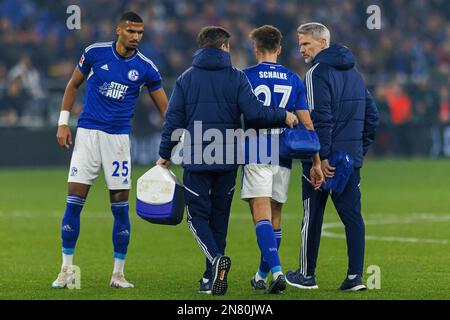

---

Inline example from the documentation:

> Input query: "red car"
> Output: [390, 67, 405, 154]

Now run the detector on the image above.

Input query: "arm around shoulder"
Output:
[237, 71, 286, 129]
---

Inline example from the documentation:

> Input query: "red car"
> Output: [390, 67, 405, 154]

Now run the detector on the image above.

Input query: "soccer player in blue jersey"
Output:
[241, 25, 323, 294]
[52, 12, 168, 289]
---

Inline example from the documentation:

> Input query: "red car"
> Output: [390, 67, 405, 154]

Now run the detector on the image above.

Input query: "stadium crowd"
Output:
[0, 0, 449, 157]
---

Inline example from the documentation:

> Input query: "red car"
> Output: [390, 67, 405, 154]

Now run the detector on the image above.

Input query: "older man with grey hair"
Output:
[286, 22, 379, 291]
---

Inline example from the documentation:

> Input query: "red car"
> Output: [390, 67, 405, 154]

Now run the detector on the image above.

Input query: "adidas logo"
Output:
[117, 230, 130, 236]
[101, 64, 109, 71]
[62, 224, 73, 232]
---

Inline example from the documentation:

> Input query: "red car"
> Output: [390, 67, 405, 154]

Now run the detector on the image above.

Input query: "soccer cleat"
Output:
[52, 266, 74, 289]
[250, 276, 267, 290]
[265, 274, 286, 294]
[286, 269, 319, 289]
[109, 272, 134, 288]
[198, 279, 212, 294]
[211, 255, 231, 296]
[339, 275, 367, 291]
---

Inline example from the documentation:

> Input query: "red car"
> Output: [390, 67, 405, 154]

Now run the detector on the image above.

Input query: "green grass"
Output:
[0, 160, 449, 300]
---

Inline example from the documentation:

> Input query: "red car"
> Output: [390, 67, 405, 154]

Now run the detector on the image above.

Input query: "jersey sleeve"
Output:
[294, 76, 309, 111]
[145, 64, 163, 92]
[77, 47, 94, 76]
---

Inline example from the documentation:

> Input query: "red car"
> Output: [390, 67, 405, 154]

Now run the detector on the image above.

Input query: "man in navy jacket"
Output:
[286, 23, 379, 291]
[157, 26, 298, 296]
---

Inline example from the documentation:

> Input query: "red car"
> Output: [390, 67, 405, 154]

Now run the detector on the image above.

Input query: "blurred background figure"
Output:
[7, 54, 47, 125]
[384, 81, 413, 157]
[0, 0, 449, 164]
[0, 77, 25, 126]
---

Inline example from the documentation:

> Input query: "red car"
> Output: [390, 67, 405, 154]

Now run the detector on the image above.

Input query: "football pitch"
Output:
[0, 160, 449, 300]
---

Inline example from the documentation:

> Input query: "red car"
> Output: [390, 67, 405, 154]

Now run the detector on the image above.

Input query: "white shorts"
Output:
[68, 128, 131, 190]
[241, 164, 291, 204]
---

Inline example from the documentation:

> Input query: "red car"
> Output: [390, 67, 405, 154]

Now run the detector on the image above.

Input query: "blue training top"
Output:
[77, 41, 162, 134]
[243, 62, 309, 169]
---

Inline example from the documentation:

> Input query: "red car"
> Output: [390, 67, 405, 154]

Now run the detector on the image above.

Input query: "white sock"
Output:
[255, 272, 268, 283]
[113, 258, 125, 274]
[273, 271, 283, 280]
[62, 253, 73, 268]
[348, 274, 357, 280]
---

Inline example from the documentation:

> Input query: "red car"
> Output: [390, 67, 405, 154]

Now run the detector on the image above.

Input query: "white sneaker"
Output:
[52, 266, 74, 289]
[110, 272, 134, 288]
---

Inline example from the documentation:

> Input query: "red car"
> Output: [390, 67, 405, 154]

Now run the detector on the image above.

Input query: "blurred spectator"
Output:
[411, 81, 440, 156]
[385, 82, 413, 157]
[372, 85, 392, 156]
[0, 77, 27, 126]
[8, 54, 46, 101]
[8, 53, 47, 121]
[439, 86, 450, 125]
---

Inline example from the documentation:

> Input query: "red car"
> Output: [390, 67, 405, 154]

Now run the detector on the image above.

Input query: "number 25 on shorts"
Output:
[112, 161, 129, 177]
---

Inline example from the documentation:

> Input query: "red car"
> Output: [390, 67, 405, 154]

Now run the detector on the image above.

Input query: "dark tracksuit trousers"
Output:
[183, 169, 237, 280]
[300, 162, 365, 277]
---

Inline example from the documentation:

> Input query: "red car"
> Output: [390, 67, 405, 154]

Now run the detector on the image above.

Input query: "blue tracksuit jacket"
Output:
[159, 47, 287, 172]
[305, 44, 379, 168]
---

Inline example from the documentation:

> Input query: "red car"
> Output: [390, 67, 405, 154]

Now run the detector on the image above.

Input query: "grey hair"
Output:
[297, 22, 331, 47]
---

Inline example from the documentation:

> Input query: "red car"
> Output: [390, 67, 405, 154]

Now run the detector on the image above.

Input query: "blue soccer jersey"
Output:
[77, 41, 162, 134]
[243, 62, 308, 169]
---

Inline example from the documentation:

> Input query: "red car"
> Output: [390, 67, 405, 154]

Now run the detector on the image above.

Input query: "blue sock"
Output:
[258, 228, 282, 275]
[274, 228, 282, 249]
[111, 201, 130, 260]
[255, 220, 281, 276]
[61, 195, 85, 253]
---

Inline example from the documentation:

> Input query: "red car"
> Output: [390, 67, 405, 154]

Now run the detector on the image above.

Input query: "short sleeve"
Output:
[77, 48, 94, 76]
[145, 64, 163, 92]
[295, 76, 309, 111]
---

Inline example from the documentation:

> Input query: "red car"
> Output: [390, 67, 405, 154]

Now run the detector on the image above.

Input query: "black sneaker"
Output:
[265, 274, 286, 294]
[250, 276, 267, 290]
[286, 269, 318, 289]
[339, 275, 367, 291]
[198, 278, 211, 294]
[211, 255, 231, 296]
